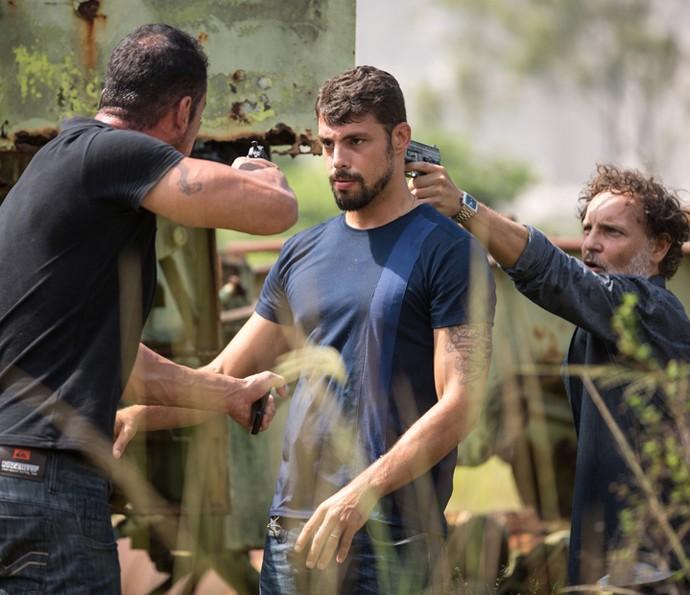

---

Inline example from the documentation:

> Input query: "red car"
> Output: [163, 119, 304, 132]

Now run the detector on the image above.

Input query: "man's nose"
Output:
[582, 230, 602, 254]
[332, 144, 349, 170]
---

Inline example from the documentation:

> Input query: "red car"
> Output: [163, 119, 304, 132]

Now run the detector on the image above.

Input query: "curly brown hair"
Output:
[578, 163, 689, 279]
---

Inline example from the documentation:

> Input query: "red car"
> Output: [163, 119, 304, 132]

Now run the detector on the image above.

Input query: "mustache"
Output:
[583, 252, 606, 270]
[330, 170, 364, 184]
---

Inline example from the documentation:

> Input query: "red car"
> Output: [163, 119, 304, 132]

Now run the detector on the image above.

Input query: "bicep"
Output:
[141, 157, 246, 228]
[141, 157, 296, 233]
[433, 323, 493, 399]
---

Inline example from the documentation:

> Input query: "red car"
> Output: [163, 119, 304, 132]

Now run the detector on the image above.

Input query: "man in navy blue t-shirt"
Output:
[215, 66, 496, 594]
[117, 65, 496, 594]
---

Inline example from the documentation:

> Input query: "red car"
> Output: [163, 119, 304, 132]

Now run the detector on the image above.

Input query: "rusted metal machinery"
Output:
[1, 1, 356, 592]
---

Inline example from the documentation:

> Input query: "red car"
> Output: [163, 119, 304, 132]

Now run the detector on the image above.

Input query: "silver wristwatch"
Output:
[452, 191, 479, 225]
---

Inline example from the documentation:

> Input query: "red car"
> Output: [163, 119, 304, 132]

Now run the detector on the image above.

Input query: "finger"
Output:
[336, 525, 356, 564]
[112, 425, 133, 459]
[410, 185, 439, 200]
[305, 522, 333, 569]
[405, 160, 441, 176]
[294, 510, 322, 553]
[411, 170, 446, 190]
[259, 395, 276, 431]
[256, 371, 287, 395]
[316, 527, 341, 570]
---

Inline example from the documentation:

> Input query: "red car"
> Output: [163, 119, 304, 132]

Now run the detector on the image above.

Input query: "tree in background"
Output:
[439, 0, 690, 172]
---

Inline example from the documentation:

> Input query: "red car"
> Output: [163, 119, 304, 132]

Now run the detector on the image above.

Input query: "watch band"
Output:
[452, 191, 479, 225]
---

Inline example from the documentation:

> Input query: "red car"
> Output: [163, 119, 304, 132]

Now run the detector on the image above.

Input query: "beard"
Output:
[584, 244, 655, 277]
[329, 152, 394, 212]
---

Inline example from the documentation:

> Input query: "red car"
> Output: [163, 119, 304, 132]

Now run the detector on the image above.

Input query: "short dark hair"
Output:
[578, 163, 690, 279]
[99, 24, 208, 130]
[315, 65, 407, 134]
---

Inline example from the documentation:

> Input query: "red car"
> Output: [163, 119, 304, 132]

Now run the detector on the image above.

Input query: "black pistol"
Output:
[250, 393, 269, 435]
[247, 140, 269, 160]
[405, 140, 441, 177]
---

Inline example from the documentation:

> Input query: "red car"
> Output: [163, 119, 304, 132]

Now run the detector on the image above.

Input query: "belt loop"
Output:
[47, 450, 59, 495]
[267, 516, 288, 544]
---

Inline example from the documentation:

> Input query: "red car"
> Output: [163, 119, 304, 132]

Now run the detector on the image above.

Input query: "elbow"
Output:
[258, 190, 298, 234]
[277, 191, 299, 231]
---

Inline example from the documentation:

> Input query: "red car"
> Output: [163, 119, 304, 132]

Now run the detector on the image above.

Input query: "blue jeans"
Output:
[0, 448, 120, 594]
[260, 517, 446, 595]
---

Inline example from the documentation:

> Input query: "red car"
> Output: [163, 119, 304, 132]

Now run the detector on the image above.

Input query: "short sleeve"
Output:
[427, 232, 496, 329]
[83, 128, 183, 211]
[255, 248, 294, 326]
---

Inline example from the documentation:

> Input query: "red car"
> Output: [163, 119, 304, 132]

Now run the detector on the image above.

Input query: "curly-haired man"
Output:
[409, 161, 690, 587]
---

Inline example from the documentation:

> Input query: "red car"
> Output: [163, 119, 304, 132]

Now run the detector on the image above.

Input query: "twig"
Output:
[581, 374, 690, 577]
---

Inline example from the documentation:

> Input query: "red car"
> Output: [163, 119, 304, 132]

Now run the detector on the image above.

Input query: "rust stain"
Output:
[73, 0, 100, 20]
[74, 0, 101, 20]
[73, 0, 107, 70]
[12, 128, 58, 151]
[229, 102, 249, 124]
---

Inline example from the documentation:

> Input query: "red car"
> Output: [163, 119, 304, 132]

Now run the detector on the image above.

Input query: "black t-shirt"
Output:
[0, 118, 182, 450]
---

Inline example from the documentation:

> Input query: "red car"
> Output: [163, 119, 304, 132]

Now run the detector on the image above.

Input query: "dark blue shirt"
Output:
[505, 227, 690, 583]
[256, 204, 496, 534]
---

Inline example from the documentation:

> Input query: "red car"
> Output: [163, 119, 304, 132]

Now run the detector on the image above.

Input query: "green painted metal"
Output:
[0, 0, 356, 150]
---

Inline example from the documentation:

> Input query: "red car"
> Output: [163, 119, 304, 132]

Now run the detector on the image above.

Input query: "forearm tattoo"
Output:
[176, 162, 203, 195]
[445, 323, 493, 385]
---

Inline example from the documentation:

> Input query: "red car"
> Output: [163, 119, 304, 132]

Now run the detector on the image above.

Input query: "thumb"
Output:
[251, 371, 287, 400]
[112, 424, 134, 459]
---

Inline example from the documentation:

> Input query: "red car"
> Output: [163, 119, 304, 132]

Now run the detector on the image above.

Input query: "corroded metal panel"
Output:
[0, 0, 356, 151]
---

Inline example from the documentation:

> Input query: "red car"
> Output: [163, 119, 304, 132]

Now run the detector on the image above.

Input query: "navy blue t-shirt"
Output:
[0, 118, 182, 450]
[256, 204, 496, 533]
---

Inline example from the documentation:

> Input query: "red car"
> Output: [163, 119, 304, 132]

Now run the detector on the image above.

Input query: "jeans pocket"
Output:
[0, 511, 49, 594]
[77, 512, 117, 552]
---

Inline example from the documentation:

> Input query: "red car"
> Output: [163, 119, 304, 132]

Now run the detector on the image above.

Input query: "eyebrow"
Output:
[318, 131, 371, 143]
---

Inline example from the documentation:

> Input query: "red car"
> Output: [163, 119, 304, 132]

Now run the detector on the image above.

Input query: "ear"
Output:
[650, 232, 671, 267]
[173, 96, 193, 131]
[391, 122, 411, 156]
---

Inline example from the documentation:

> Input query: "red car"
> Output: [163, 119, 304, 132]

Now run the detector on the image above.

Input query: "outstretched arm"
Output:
[142, 156, 297, 234]
[294, 322, 492, 568]
[407, 160, 528, 267]
[114, 314, 292, 456]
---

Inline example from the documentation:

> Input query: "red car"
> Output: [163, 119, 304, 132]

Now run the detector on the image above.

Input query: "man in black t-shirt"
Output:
[0, 24, 296, 593]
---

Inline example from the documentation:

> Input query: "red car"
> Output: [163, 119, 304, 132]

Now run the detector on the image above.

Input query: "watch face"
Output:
[464, 192, 478, 210]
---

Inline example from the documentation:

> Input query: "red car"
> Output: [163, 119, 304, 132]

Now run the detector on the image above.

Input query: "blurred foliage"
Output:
[595, 293, 690, 580]
[438, 0, 690, 170]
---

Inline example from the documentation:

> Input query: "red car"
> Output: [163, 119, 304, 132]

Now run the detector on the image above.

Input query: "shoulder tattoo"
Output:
[445, 322, 493, 384]
[176, 161, 202, 195]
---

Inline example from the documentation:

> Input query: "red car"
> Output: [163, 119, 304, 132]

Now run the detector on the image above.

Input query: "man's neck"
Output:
[345, 176, 418, 230]
[95, 109, 176, 149]
[94, 110, 130, 130]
